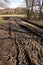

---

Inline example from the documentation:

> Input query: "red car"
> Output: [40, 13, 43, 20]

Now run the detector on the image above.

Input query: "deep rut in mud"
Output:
[0, 18, 43, 65]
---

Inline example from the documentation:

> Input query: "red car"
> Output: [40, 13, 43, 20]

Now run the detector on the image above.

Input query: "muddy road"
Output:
[0, 17, 43, 65]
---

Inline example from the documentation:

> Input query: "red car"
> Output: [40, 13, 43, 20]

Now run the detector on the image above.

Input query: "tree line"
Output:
[25, 0, 43, 19]
[0, 0, 43, 20]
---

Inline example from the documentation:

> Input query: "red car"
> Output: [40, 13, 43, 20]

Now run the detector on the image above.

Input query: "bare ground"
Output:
[0, 17, 43, 65]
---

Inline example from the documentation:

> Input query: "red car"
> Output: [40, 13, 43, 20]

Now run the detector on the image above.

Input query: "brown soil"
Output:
[0, 18, 43, 65]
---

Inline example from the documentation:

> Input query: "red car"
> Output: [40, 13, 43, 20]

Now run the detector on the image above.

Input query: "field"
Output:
[0, 17, 43, 65]
[0, 14, 26, 18]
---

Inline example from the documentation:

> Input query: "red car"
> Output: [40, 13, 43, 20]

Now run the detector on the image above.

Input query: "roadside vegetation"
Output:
[25, 0, 43, 20]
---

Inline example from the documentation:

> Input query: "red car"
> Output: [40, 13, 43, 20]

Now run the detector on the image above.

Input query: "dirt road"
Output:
[0, 17, 43, 65]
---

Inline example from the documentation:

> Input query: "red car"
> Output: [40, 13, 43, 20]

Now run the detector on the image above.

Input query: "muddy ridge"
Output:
[0, 18, 43, 65]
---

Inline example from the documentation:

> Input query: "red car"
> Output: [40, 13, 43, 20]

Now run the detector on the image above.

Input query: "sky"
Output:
[8, 0, 26, 8]
[0, 0, 43, 9]
[8, 0, 43, 8]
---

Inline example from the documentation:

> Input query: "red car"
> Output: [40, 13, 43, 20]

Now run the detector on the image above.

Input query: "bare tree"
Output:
[3, 0, 9, 2]
[31, 0, 34, 12]
[25, 0, 32, 19]
[25, 0, 28, 9]
[0, 0, 9, 8]
[25, 0, 43, 19]
[25, 0, 36, 19]
[37, 0, 42, 19]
